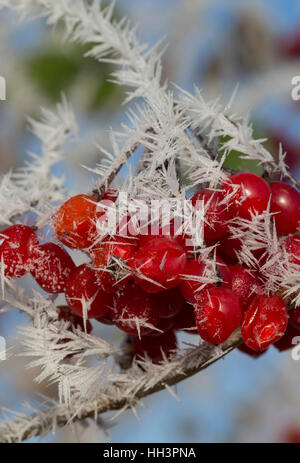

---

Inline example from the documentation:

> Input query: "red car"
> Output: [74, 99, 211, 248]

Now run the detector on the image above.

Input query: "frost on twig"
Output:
[0, 329, 241, 443]
[0, 0, 299, 443]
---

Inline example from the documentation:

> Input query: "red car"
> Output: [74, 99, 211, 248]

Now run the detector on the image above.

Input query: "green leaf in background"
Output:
[219, 130, 264, 175]
[24, 51, 79, 102]
[22, 7, 123, 112]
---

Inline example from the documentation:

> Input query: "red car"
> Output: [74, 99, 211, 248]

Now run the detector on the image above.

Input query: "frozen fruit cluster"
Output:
[2, 173, 300, 363]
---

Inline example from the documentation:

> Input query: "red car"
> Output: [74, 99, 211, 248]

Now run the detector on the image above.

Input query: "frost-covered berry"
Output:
[180, 258, 206, 304]
[270, 182, 300, 236]
[191, 189, 232, 241]
[129, 237, 187, 293]
[194, 287, 242, 344]
[241, 295, 288, 351]
[0, 224, 39, 279]
[222, 172, 271, 220]
[139, 218, 185, 248]
[282, 235, 300, 265]
[65, 264, 113, 319]
[131, 330, 177, 364]
[180, 256, 231, 304]
[54, 194, 101, 249]
[112, 283, 159, 336]
[31, 242, 75, 293]
[228, 265, 261, 312]
[91, 237, 135, 292]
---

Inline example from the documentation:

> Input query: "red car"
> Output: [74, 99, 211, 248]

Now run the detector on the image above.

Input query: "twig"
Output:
[0, 329, 242, 443]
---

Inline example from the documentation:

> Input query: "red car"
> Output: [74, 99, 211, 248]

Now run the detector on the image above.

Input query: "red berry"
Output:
[65, 264, 112, 319]
[194, 287, 242, 344]
[228, 265, 261, 312]
[129, 237, 187, 293]
[54, 194, 101, 249]
[241, 295, 288, 351]
[273, 324, 300, 352]
[222, 172, 271, 220]
[91, 237, 135, 292]
[139, 218, 185, 248]
[191, 189, 232, 241]
[217, 236, 265, 266]
[180, 257, 231, 304]
[270, 182, 300, 236]
[0, 225, 39, 279]
[131, 330, 177, 364]
[153, 287, 184, 319]
[112, 283, 159, 336]
[282, 235, 300, 265]
[31, 242, 75, 293]
[180, 258, 206, 303]
[102, 236, 138, 261]
[217, 236, 241, 264]
[58, 305, 93, 334]
[172, 302, 198, 334]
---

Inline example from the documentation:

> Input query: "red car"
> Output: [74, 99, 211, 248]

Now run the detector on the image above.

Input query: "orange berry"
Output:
[54, 194, 101, 249]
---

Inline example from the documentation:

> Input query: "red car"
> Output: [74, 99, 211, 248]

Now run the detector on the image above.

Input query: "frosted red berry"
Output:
[194, 287, 242, 344]
[217, 236, 241, 264]
[241, 294, 288, 351]
[139, 218, 185, 248]
[153, 287, 184, 319]
[112, 283, 159, 336]
[91, 237, 135, 292]
[191, 189, 232, 241]
[129, 237, 187, 293]
[217, 236, 265, 266]
[54, 194, 101, 249]
[282, 235, 300, 265]
[31, 242, 75, 293]
[65, 264, 113, 319]
[180, 257, 231, 304]
[0, 224, 39, 279]
[222, 172, 271, 220]
[180, 258, 206, 303]
[228, 265, 261, 312]
[131, 330, 177, 364]
[270, 182, 300, 236]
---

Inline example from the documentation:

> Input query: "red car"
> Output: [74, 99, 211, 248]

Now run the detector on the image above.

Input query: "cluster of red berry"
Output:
[1, 172, 300, 364]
